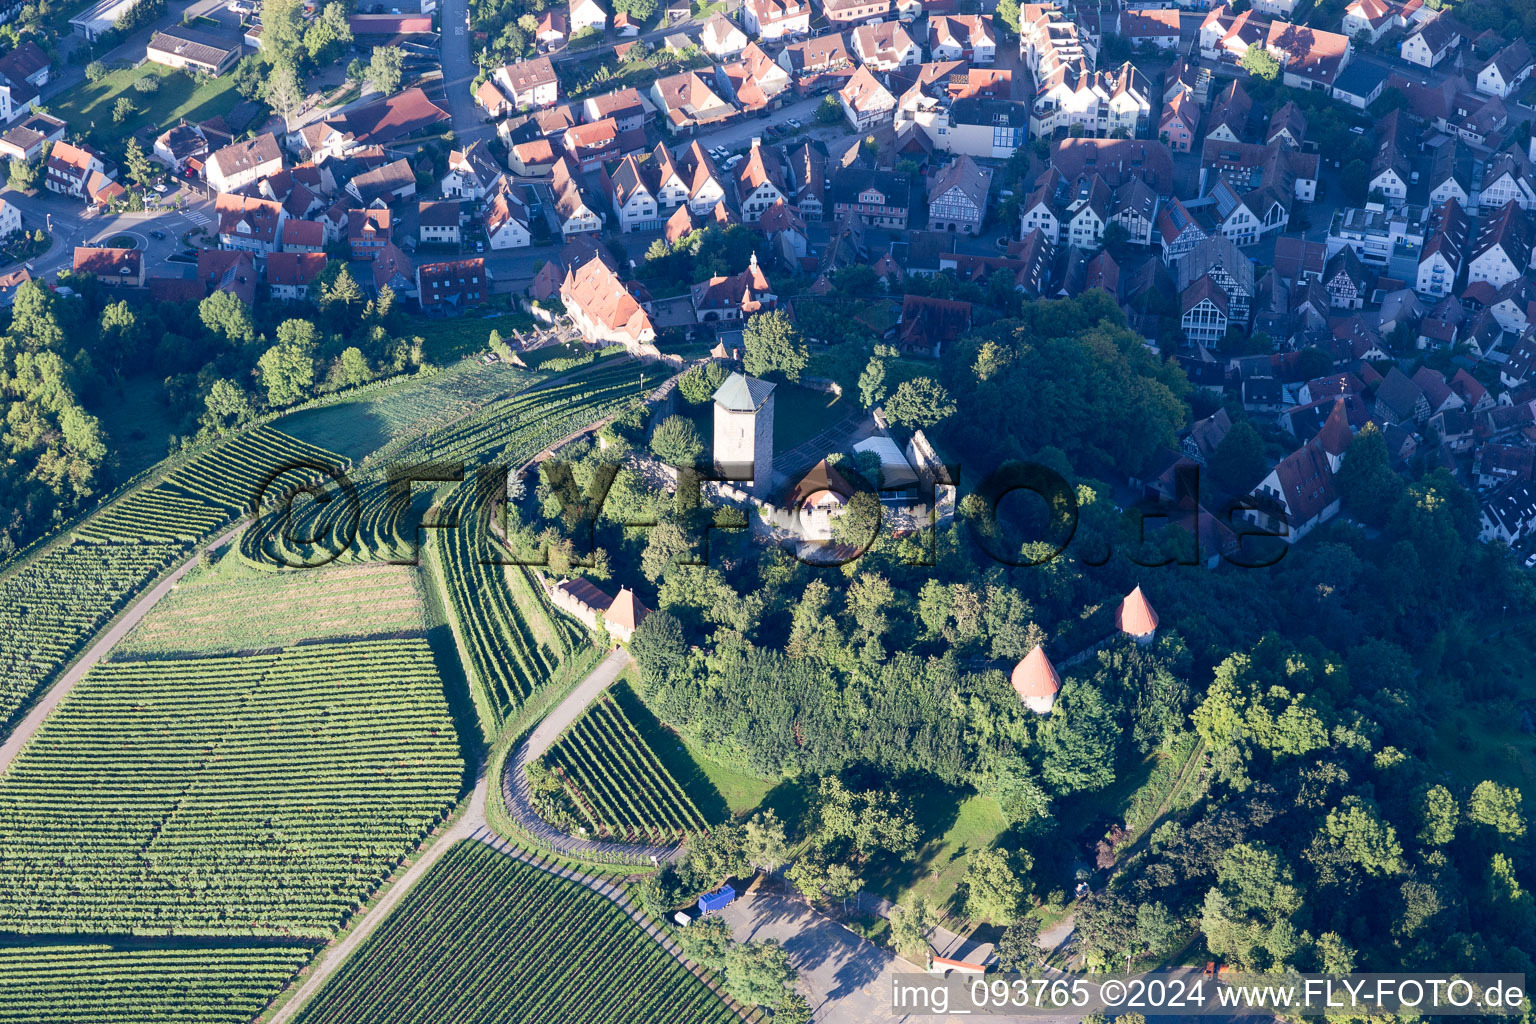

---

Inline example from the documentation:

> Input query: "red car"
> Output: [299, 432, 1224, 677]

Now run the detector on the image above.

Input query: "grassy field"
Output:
[1428, 703, 1536, 795]
[276, 359, 533, 461]
[773, 381, 847, 453]
[48, 63, 241, 142]
[113, 549, 428, 658]
[410, 312, 537, 362]
[93, 376, 181, 480]
[867, 790, 1009, 914]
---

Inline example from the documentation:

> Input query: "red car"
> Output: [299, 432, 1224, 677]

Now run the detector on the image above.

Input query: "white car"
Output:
[153, 182, 168, 193]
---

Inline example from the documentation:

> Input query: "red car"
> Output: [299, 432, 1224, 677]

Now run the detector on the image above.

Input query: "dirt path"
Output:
[0, 522, 246, 775]
[502, 647, 685, 864]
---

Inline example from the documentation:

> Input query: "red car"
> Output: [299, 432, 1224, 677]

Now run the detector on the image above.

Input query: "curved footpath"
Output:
[502, 646, 685, 864]
[0, 521, 246, 775]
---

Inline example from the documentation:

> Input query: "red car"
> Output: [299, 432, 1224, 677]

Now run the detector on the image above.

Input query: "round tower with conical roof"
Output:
[1011, 646, 1061, 714]
[1116, 585, 1159, 644]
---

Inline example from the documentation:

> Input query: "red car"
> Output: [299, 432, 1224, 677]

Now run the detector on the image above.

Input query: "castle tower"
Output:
[1011, 646, 1061, 715]
[713, 372, 775, 496]
[1115, 585, 1159, 645]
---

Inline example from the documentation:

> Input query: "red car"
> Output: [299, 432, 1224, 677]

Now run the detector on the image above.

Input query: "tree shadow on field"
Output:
[424, 620, 487, 794]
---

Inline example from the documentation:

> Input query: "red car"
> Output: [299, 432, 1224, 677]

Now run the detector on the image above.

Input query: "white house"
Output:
[1476, 41, 1533, 99]
[484, 186, 532, 248]
[205, 133, 283, 195]
[1400, 13, 1458, 67]
[741, 0, 809, 38]
[569, 0, 608, 34]
[441, 141, 504, 200]
[605, 154, 660, 233]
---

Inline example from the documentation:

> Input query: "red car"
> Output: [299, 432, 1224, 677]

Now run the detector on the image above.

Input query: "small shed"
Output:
[699, 884, 737, 914]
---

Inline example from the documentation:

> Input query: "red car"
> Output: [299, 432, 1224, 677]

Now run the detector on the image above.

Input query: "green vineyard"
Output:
[0, 637, 463, 937]
[76, 427, 347, 544]
[539, 693, 709, 844]
[0, 541, 185, 734]
[240, 362, 668, 571]
[0, 945, 313, 1024]
[295, 841, 738, 1024]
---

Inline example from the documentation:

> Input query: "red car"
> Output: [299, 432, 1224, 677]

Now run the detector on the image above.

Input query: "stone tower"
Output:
[713, 372, 776, 496]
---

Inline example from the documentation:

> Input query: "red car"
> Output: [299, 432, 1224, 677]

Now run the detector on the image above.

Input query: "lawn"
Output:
[113, 548, 429, 658]
[1427, 704, 1536, 797]
[773, 381, 847, 452]
[410, 311, 536, 362]
[866, 789, 1010, 916]
[92, 374, 180, 480]
[48, 63, 242, 145]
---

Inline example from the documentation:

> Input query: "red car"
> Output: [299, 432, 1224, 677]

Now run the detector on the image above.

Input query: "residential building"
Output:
[1248, 441, 1340, 541]
[416, 257, 488, 311]
[1323, 246, 1370, 308]
[483, 184, 532, 249]
[1477, 147, 1536, 211]
[552, 157, 605, 236]
[741, 0, 810, 39]
[603, 153, 660, 233]
[717, 42, 793, 113]
[736, 142, 787, 222]
[1181, 276, 1229, 344]
[1265, 100, 1307, 149]
[830, 165, 911, 228]
[926, 154, 990, 235]
[441, 141, 503, 200]
[1468, 200, 1531, 288]
[1417, 197, 1466, 298]
[1206, 80, 1252, 144]
[1029, 61, 1150, 139]
[650, 71, 736, 134]
[1400, 12, 1459, 67]
[279, 218, 325, 253]
[0, 111, 64, 163]
[928, 15, 995, 63]
[72, 246, 142, 287]
[267, 251, 328, 301]
[1159, 92, 1199, 153]
[215, 194, 286, 254]
[1368, 108, 1410, 203]
[582, 87, 654, 132]
[778, 33, 854, 92]
[822, 0, 892, 26]
[569, 0, 608, 33]
[345, 158, 416, 205]
[418, 201, 462, 246]
[1428, 139, 1473, 206]
[700, 12, 748, 57]
[1175, 234, 1254, 324]
[348, 208, 392, 259]
[853, 20, 919, 70]
[205, 133, 283, 194]
[839, 65, 896, 130]
[1117, 8, 1179, 49]
[494, 56, 559, 109]
[1476, 40, 1532, 98]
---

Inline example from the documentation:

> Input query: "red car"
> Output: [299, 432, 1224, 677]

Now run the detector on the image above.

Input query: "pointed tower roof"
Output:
[606, 586, 651, 633]
[1010, 646, 1061, 701]
[713, 372, 775, 412]
[1115, 586, 1159, 637]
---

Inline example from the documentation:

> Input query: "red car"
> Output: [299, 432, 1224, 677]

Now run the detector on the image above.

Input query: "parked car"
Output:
[153, 182, 168, 193]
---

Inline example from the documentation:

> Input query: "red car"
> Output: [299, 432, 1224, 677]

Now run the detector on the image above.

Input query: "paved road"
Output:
[0, 522, 244, 774]
[1, 187, 216, 279]
[502, 646, 686, 863]
[438, 0, 494, 149]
